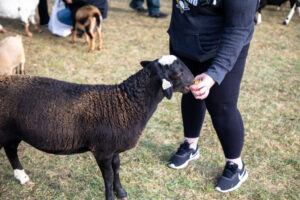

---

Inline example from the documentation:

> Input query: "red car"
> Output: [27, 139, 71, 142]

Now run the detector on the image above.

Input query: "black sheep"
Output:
[0, 55, 194, 200]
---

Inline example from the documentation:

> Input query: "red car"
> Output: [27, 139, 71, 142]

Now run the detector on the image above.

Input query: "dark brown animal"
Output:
[71, 5, 103, 52]
[0, 55, 194, 200]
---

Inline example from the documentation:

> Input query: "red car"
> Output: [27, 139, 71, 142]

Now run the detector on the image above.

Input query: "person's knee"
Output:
[208, 102, 235, 113]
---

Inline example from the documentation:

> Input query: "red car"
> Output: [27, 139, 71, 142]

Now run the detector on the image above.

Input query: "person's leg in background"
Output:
[38, 0, 50, 26]
[57, 8, 73, 26]
[129, 0, 148, 13]
[130, 0, 168, 18]
[146, 0, 168, 18]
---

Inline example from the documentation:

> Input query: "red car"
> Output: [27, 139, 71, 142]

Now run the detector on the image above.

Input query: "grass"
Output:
[0, 1, 299, 199]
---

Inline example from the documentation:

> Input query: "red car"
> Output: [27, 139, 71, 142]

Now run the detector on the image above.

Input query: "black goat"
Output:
[256, 0, 300, 25]
[0, 55, 194, 200]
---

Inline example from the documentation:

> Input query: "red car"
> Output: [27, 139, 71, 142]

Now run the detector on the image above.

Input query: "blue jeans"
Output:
[130, 0, 160, 15]
[57, 8, 73, 26]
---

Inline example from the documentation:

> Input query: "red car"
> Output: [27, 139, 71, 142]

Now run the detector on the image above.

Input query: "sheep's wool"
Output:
[162, 78, 172, 90]
[158, 55, 177, 66]
[14, 169, 30, 185]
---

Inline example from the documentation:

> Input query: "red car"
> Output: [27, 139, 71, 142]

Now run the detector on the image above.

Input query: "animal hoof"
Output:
[14, 169, 30, 185]
[27, 33, 33, 38]
[115, 188, 128, 199]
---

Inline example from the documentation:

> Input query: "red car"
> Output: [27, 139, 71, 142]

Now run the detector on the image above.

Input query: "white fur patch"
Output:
[158, 55, 177, 66]
[257, 13, 262, 24]
[0, 24, 2, 31]
[162, 78, 172, 90]
[14, 169, 30, 185]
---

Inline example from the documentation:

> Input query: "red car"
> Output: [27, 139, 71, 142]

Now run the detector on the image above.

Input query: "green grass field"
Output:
[0, 0, 299, 199]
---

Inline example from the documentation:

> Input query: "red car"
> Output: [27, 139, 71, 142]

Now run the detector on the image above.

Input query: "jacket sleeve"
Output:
[205, 0, 258, 85]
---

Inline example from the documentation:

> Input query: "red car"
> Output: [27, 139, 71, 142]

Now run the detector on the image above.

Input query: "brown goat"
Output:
[0, 35, 25, 75]
[72, 5, 103, 52]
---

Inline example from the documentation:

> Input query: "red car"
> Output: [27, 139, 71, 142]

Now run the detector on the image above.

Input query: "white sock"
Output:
[226, 157, 243, 170]
[185, 137, 199, 150]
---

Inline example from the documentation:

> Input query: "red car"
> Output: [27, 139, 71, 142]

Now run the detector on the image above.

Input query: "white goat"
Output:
[0, 0, 42, 37]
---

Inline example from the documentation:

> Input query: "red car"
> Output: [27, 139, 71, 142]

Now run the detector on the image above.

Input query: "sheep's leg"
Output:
[283, 3, 296, 25]
[72, 25, 77, 43]
[256, 12, 262, 25]
[29, 15, 42, 33]
[112, 154, 128, 199]
[85, 21, 95, 52]
[0, 24, 7, 33]
[24, 23, 33, 38]
[94, 155, 115, 200]
[96, 25, 102, 51]
[20, 62, 25, 75]
[4, 140, 30, 185]
[84, 33, 90, 45]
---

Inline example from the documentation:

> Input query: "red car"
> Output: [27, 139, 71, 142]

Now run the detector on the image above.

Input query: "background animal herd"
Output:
[0, 0, 299, 199]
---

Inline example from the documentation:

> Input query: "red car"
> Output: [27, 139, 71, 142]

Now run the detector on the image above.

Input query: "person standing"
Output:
[167, 0, 258, 193]
[129, 0, 168, 18]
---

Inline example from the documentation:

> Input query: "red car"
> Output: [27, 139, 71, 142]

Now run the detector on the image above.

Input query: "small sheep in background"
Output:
[0, 55, 194, 200]
[0, 35, 25, 75]
[0, 0, 42, 37]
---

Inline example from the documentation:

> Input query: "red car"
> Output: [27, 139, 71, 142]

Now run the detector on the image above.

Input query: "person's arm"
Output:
[190, 0, 258, 100]
[205, 0, 258, 85]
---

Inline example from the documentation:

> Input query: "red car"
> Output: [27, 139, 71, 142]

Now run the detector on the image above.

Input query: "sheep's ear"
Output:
[162, 78, 173, 100]
[140, 61, 151, 68]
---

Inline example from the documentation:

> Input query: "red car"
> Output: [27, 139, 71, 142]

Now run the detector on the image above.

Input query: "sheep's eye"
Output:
[170, 72, 182, 80]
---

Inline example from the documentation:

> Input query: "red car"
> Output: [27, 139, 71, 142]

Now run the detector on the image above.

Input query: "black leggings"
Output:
[171, 44, 250, 159]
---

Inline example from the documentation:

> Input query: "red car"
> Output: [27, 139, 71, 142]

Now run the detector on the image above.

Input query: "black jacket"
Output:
[168, 0, 258, 84]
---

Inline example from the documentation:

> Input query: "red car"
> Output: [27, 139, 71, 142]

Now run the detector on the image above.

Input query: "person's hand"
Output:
[66, 0, 72, 3]
[189, 73, 216, 100]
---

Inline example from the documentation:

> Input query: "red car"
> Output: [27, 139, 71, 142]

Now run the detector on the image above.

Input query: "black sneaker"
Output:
[215, 161, 248, 193]
[168, 141, 199, 169]
[149, 12, 168, 18]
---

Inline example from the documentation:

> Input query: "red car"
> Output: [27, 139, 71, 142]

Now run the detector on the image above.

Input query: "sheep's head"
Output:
[140, 55, 194, 99]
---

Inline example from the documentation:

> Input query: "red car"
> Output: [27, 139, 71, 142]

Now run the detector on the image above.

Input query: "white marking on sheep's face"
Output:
[162, 78, 173, 90]
[14, 169, 30, 185]
[158, 55, 177, 66]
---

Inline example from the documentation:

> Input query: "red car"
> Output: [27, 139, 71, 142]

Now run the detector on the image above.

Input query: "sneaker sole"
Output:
[168, 150, 200, 169]
[215, 170, 248, 193]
